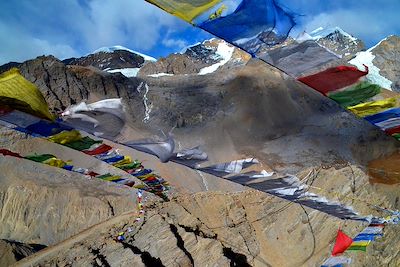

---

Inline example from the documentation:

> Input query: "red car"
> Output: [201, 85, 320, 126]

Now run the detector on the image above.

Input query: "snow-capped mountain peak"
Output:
[62, 45, 157, 78]
[92, 45, 156, 62]
[138, 38, 250, 77]
[307, 26, 365, 60]
[310, 26, 358, 43]
[198, 41, 235, 75]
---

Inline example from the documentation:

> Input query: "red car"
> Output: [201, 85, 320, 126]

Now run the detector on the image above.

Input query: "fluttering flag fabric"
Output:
[340, 224, 383, 253]
[61, 98, 126, 138]
[364, 108, 400, 124]
[225, 171, 369, 221]
[145, 0, 400, 142]
[64, 136, 102, 151]
[145, 0, 222, 23]
[198, 0, 296, 54]
[321, 256, 352, 267]
[0, 149, 22, 158]
[146, 0, 296, 55]
[0, 106, 171, 197]
[348, 98, 398, 117]
[331, 230, 353, 256]
[0, 98, 392, 220]
[0, 68, 53, 120]
[25, 154, 57, 163]
[24, 153, 69, 168]
[124, 135, 175, 163]
[199, 157, 259, 176]
[83, 143, 112, 155]
[327, 82, 381, 108]
[175, 146, 208, 161]
[2, 148, 138, 187]
[386, 126, 400, 136]
[298, 66, 369, 95]
[25, 120, 74, 137]
[171, 146, 208, 168]
[48, 130, 82, 145]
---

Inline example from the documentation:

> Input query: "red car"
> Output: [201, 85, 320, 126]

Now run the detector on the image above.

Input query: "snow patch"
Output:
[92, 45, 156, 62]
[136, 82, 153, 123]
[198, 41, 234, 75]
[148, 73, 174, 78]
[349, 44, 393, 90]
[107, 68, 140, 77]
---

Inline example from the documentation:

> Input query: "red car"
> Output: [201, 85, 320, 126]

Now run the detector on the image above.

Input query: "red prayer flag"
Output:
[298, 65, 368, 95]
[87, 171, 99, 177]
[0, 106, 13, 115]
[385, 125, 400, 135]
[0, 148, 22, 158]
[332, 229, 353, 256]
[83, 144, 112, 155]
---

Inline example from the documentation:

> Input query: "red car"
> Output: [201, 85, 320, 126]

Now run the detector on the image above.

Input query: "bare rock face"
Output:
[139, 53, 209, 75]
[14, 165, 400, 267]
[0, 240, 45, 267]
[0, 62, 21, 74]
[63, 50, 145, 71]
[0, 154, 140, 246]
[10, 56, 145, 123]
[139, 39, 250, 76]
[314, 28, 365, 60]
[370, 35, 400, 92]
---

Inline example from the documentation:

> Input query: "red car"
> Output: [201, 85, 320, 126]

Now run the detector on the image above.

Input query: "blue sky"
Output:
[0, 0, 399, 65]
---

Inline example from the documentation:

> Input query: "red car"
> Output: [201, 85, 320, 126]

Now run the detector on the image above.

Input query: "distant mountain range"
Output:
[1, 27, 398, 91]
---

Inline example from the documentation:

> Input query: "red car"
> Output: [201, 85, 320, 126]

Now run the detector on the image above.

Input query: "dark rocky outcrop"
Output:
[139, 39, 250, 76]
[314, 28, 365, 60]
[0, 240, 46, 266]
[63, 49, 145, 71]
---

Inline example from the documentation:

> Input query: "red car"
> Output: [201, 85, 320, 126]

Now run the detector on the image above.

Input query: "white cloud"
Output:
[302, 8, 400, 47]
[162, 38, 188, 49]
[84, 0, 185, 52]
[0, 22, 79, 64]
[0, 0, 188, 64]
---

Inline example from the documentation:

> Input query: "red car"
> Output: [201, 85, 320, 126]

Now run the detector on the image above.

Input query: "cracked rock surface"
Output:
[11, 164, 400, 267]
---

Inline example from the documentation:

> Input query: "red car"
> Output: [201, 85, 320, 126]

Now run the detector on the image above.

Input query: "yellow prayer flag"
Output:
[350, 241, 371, 247]
[113, 156, 133, 167]
[43, 158, 67, 168]
[145, 0, 221, 23]
[0, 68, 53, 120]
[348, 98, 397, 117]
[48, 130, 82, 145]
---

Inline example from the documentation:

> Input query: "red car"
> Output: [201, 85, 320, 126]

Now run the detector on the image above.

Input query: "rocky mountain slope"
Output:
[368, 35, 400, 91]
[63, 46, 156, 78]
[10, 164, 400, 267]
[310, 27, 365, 60]
[0, 240, 45, 267]
[349, 35, 400, 91]
[138, 39, 251, 76]
[1, 30, 400, 266]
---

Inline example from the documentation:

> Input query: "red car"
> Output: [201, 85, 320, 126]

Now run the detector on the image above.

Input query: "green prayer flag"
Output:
[347, 245, 367, 252]
[392, 133, 400, 140]
[25, 154, 55, 162]
[328, 82, 381, 108]
[117, 161, 142, 171]
[64, 136, 102, 151]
